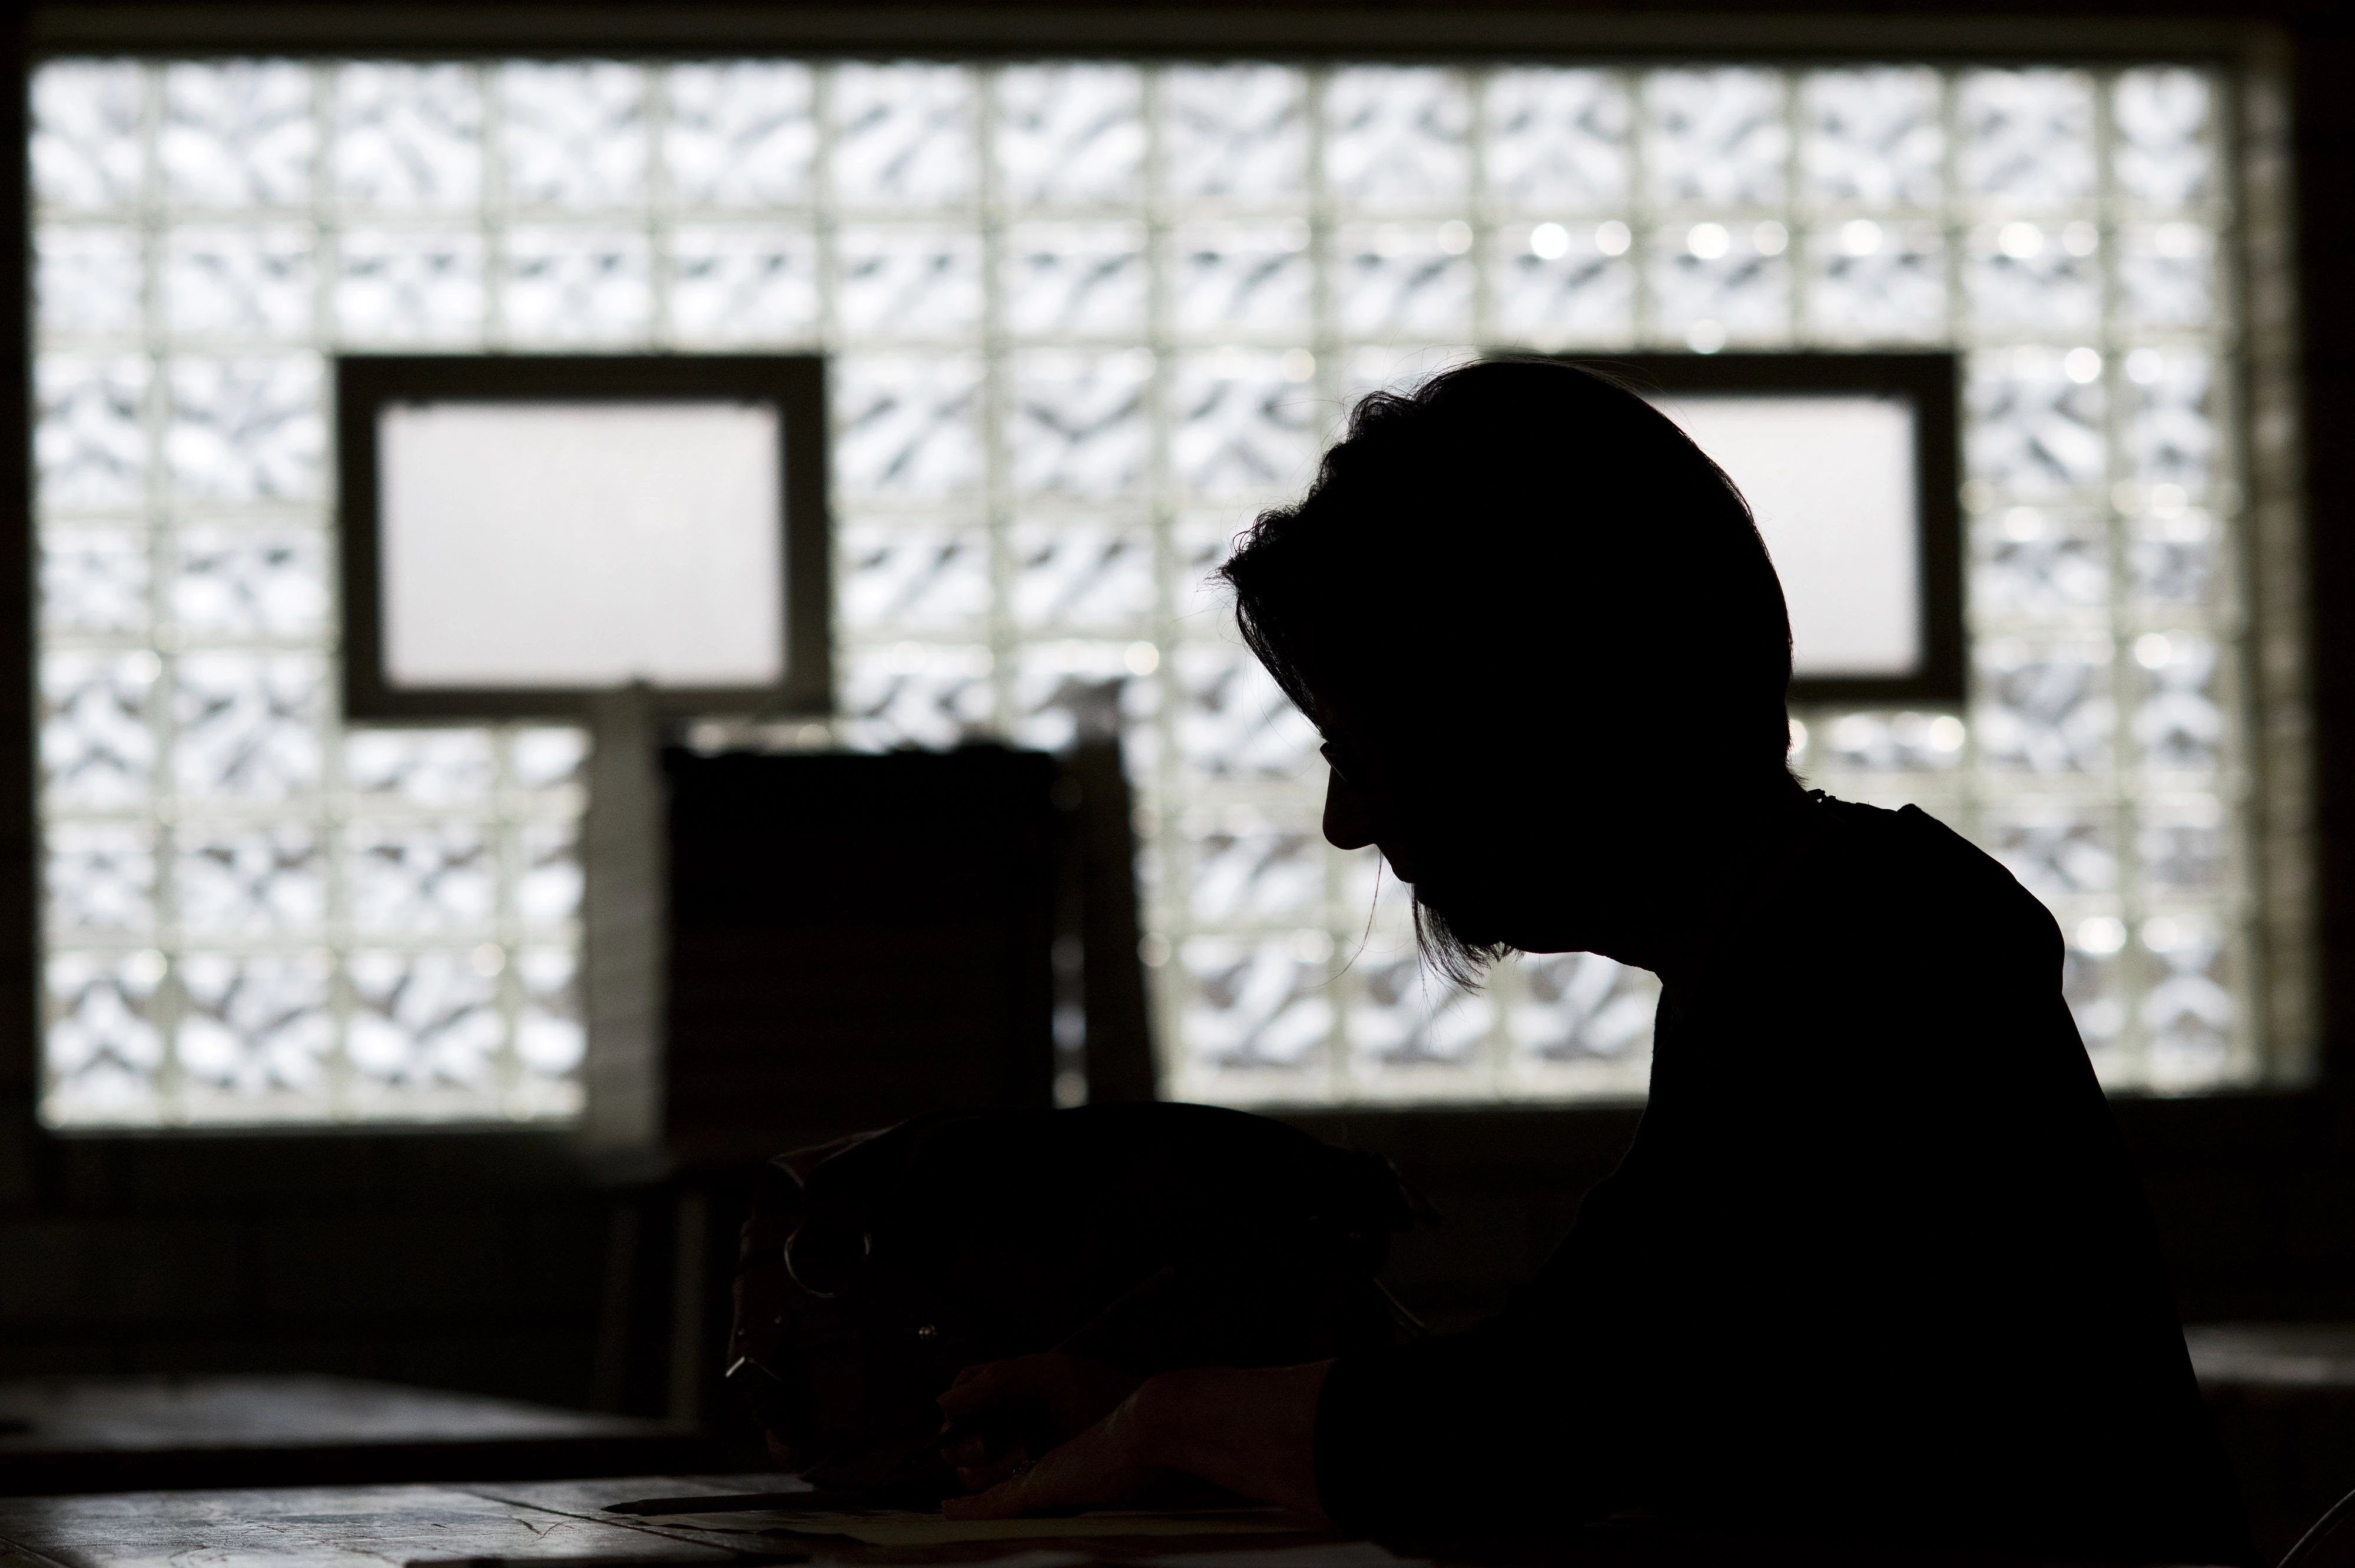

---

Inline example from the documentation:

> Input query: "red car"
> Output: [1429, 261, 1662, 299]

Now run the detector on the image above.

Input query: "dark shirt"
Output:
[1314, 799, 2253, 1564]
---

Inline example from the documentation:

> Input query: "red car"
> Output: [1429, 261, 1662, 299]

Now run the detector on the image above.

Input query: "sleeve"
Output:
[1311, 1283, 1653, 1536]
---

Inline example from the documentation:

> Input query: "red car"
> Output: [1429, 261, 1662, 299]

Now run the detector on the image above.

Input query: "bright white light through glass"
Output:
[1529, 222, 1570, 259]
[1999, 222, 2044, 258]
[379, 401, 785, 689]
[1687, 222, 1730, 259]
[1841, 220, 1882, 256]
[1437, 219, 1472, 254]
[1651, 394, 1923, 679]
[1752, 221, 1787, 255]
[2062, 221, 2099, 255]
[1595, 220, 1631, 255]
[2064, 347, 2104, 383]
[1685, 320, 1727, 353]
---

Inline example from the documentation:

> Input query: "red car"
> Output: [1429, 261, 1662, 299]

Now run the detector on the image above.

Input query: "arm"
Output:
[941, 1361, 1332, 1520]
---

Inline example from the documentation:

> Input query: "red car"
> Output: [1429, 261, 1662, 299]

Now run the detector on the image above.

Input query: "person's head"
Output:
[1216, 357, 1796, 982]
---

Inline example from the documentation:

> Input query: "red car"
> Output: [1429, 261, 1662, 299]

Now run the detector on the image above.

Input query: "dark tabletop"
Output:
[0, 1376, 713, 1495]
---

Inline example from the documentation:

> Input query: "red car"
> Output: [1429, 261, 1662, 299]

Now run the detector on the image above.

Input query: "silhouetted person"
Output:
[934, 360, 2253, 1565]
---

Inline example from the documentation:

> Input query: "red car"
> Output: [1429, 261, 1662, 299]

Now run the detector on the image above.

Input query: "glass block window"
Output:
[31, 56, 2268, 1125]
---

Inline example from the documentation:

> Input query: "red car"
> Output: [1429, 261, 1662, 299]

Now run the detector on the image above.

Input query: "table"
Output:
[0, 1473, 2175, 1568]
[0, 1376, 714, 1496]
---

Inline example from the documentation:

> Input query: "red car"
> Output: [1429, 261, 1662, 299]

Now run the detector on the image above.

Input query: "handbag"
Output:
[723, 1102, 1432, 1496]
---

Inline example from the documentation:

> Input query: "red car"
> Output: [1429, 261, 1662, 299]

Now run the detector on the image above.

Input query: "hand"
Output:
[944, 1363, 1334, 1523]
[936, 1352, 1145, 1491]
[942, 1384, 1165, 1519]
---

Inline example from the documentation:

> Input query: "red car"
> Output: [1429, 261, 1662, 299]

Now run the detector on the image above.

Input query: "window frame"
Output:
[0, 6, 2330, 1248]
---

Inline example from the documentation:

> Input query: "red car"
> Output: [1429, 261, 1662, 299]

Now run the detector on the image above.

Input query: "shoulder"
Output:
[1810, 797, 2064, 968]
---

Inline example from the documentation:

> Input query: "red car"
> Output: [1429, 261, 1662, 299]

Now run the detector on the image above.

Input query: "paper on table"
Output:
[680, 1508, 1321, 1547]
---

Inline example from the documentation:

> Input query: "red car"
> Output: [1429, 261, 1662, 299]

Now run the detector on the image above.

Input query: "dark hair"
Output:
[1216, 358, 1795, 982]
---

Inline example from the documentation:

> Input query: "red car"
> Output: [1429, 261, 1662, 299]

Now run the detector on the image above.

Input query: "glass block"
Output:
[1972, 507, 2108, 617]
[2141, 913, 2233, 1089]
[516, 946, 586, 1075]
[834, 226, 984, 340]
[664, 62, 817, 208]
[516, 818, 583, 928]
[2139, 792, 2227, 894]
[33, 62, 145, 210]
[1984, 797, 2118, 898]
[1008, 640, 1159, 760]
[2118, 224, 2215, 329]
[1009, 349, 1152, 497]
[1819, 711, 1967, 772]
[1955, 70, 2095, 205]
[1180, 934, 1332, 1070]
[498, 62, 646, 208]
[1484, 69, 1629, 210]
[830, 62, 976, 208]
[2129, 509, 2218, 609]
[1186, 811, 1322, 924]
[1510, 953, 1656, 1064]
[1491, 224, 1635, 346]
[45, 820, 156, 934]
[1172, 513, 1245, 628]
[1325, 68, 1471, 213]
[164, 227, 316, 340]
[1170, 351, 1321, 498]
[1965, 350, 2107, 500]
[995, 64, 1146, 208]
[177, 952, 333, 1099]
[38, 356, 149, 508]
[1800, 69, 1943, 208]
[840, 520, 991, 636]
[1334, 224, 1474, 340]
[2133, 631, 2223, 774]
[1168, 223, 1313, 337]
[41, 649, 157, 809]
[2065, 923, 2129, 1061]
[1650, 224, 1791, 344]
[1172, 641, 1318, 782]
[1011, 520, 1155, 632]
[173, 529, 329, 640]
[347, 820, 495, 933]
[177, 822, 327, 934]
[1643, 70, 1788, 208]
[1975, 638, 2114, 774]
[346, 948, 502, 1089]
[2114, 69, 2213, 208]
[2122, 350, 2215, 495]
[500, 228, 652, 344]
[43, 950, 166, 1124]
[832, 354, 984, 499]
[38, 226, 143, 337]
[510, 726, 591, 790]
[1160, 65, 1309, 204]
[840, 643, 997, 750]
[1963, 224, 2100, 334]
[346, 728, 495, 805]
[1350, 954, 1493, 1069]
[335, 231, 487, 345]
[173, 650, 325, 802]
[162, 62, 315, 208]
[41, 527, 150, 636]
[334, 63, 483, 209]
[1805, 222, 1944, 341]
[166, 356, 325, 501]
[1003, 222, 1147, 339]
[668, 227, 820, 344]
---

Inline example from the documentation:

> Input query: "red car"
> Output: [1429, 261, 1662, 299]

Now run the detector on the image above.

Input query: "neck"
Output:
[1581, 778, 1814, 992]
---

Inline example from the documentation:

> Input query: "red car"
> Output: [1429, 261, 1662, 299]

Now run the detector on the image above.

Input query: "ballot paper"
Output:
[656, 1506, 1321, 1547]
